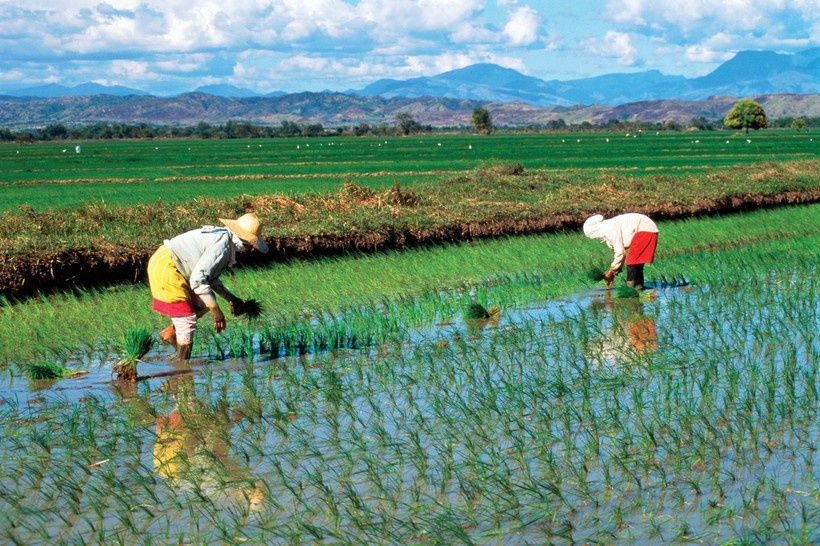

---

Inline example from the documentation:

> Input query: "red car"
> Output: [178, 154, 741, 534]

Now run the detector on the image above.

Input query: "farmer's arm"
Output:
[189, 243, 231, 329]
[211, 278, 237, 303]
[608, 230, 626, 273]
[211, 278, 245, 315]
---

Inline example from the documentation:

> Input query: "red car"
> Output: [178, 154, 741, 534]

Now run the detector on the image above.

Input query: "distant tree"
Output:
[396, 112, 421, 135]
[0, 128, 14, 141]
[546, 118, 566, 130]
[724, 100, 768, 134]
[278, 120, 301, 137]
[196, 121, 214, 139]
[352, 123, 371, 136]
[471, 107, 493, 134]
[663, 120, 680, 131]
[301, 123, 324, 137]
[688, 116, 713, 130]
[790, 117, 808, 130]
[42, 124, 69, 140]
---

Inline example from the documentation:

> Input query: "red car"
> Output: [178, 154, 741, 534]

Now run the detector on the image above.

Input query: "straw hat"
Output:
[219, 212, 269, 253]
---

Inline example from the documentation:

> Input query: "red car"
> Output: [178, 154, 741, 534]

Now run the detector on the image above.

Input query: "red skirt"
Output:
[626, 231, 658, 265]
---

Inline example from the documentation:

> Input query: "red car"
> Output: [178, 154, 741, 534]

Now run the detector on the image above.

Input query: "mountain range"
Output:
[4, 48, 816, 106]
[359, 48, 818, 106]
[0, 49, 817, 128]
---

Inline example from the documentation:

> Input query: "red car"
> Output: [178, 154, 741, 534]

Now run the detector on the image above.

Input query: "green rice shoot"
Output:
[25, 359, 69, 381]
[113, 327, 154, 381]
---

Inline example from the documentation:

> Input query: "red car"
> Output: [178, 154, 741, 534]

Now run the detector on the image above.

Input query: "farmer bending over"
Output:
[583, 213, 658, 290]
[148, 213, 269, 360]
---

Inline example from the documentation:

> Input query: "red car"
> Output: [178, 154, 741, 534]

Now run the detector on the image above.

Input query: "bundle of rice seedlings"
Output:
[235, 298, 263, 319]
[25, 359, 69, 381]
[465, 302, 501, 321]
[585, 266, 607, 283]
[464, 302, 491, 320]
[113, 327, 153, 381]
[614, 285, 641, 299]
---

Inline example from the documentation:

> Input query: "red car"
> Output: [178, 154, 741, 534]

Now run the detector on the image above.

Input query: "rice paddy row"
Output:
[2, 130, 817, 211]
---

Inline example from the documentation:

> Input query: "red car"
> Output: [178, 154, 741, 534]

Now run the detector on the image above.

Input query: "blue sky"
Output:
[0, 0, 817, 95]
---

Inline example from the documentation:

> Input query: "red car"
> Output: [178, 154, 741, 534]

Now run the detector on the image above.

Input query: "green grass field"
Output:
[2, 130, 817, 211]
[0, 128, 817, 543]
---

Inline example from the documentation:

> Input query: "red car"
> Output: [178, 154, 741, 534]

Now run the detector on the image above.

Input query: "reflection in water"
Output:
[587, 292, 658, 366]
[152, 374, 265, 510]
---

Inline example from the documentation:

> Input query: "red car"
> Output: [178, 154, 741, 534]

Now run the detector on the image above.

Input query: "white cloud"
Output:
[0, 69, 25, 82]
[154, 54, 212, 73]
[503, 6, 541, 46]
[587, 30, 639, 65]
[109, 59, 149, 79]
[607, 0, 819, 38]
[277, 50, 525, 86]
[685, 44, 733, 63]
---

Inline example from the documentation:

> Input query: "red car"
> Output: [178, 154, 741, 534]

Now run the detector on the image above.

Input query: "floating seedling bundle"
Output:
[25, 359, 70, 381]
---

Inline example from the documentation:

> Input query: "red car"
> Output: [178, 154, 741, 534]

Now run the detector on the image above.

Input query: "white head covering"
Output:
[583, 214, 605, 239]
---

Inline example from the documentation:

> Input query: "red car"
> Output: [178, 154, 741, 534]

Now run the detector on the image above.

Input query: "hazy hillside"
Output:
[1, 92, 817, 129]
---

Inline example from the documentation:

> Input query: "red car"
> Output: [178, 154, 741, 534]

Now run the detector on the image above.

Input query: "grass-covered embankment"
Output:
[2, 159, 818, 299]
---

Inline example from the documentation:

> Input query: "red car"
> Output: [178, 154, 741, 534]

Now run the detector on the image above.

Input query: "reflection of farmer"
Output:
[623, 302, 658, 354]
[588, 294, 658, 365]
[153, 375, 265, 509]
[583, 213, 658, 290]
[147, 213, 269, 360]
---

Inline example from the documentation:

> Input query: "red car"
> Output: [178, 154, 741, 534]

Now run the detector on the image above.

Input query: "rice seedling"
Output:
[112, 327, 153, 381]
[464, 301, 491, 320]
[614, 284, 641, 299]
[24, 358, 71, 381]
[585, 265, 607, 283]
[233, 298, 263, 319]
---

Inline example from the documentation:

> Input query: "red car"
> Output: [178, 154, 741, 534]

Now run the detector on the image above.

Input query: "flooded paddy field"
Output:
[1, 251, 816, 543]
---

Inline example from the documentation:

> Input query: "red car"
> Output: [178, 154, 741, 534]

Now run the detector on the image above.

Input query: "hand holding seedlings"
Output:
[603, 268, 616, 288]
[583, 213, 659, 291]
[146, 212, 269, 360]
[211, 306, 227, 332]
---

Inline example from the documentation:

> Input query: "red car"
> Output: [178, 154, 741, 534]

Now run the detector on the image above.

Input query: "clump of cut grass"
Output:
[480, 161, 525, 176]
[385, 182, 422, 207]
[25, 359, 69, 380]
[113, 327, 153, 381]
[338, 181, 376, 201]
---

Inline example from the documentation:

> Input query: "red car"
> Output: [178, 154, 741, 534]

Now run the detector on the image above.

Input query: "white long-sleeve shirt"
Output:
[583, 213, 658, 271]
[164, 226, 243, 306]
